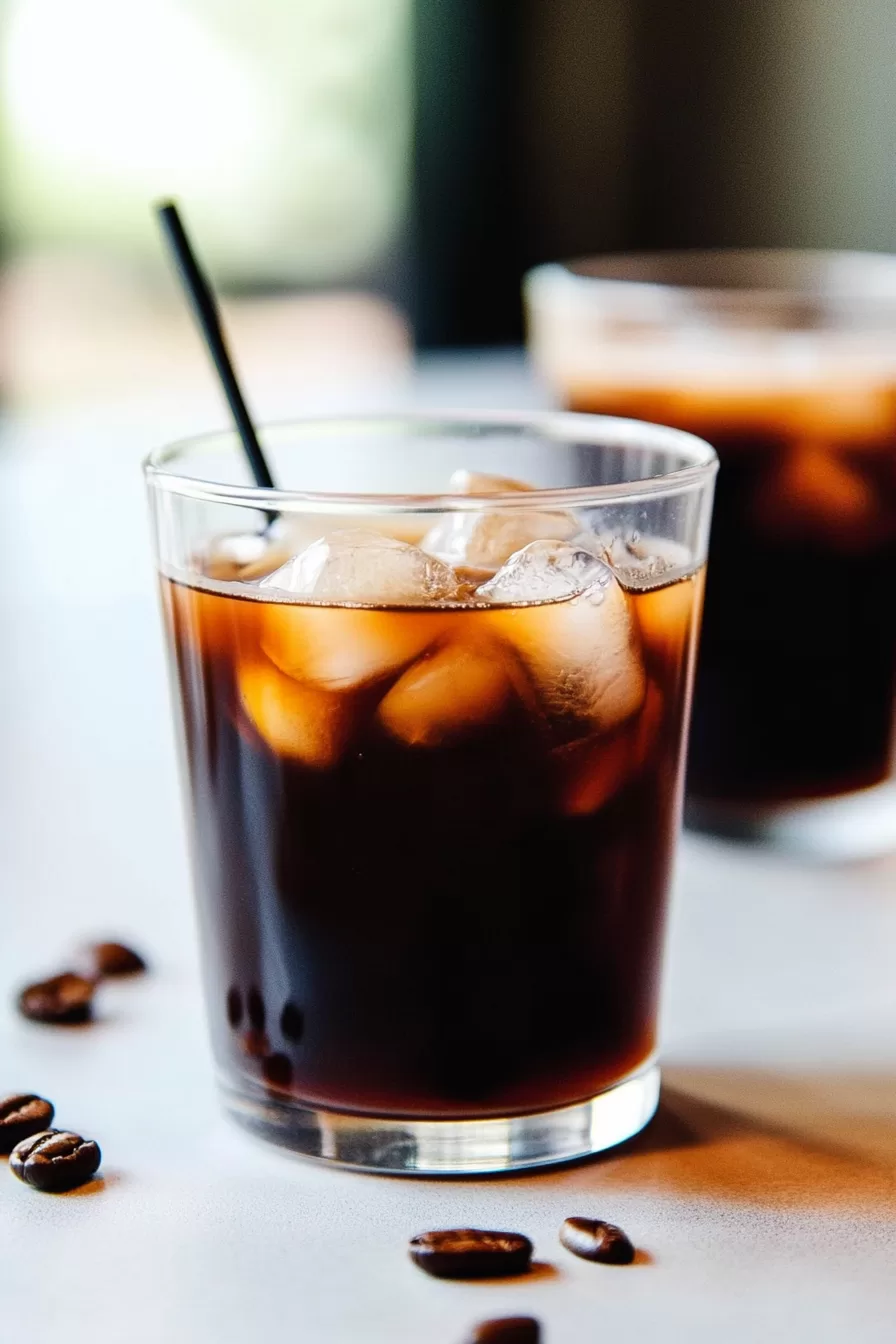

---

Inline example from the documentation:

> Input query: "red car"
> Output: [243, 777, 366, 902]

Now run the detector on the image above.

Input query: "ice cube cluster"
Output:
[197, 471, 693, 805]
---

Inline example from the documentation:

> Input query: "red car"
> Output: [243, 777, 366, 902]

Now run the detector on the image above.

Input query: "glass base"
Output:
[686, 778, 896, 861]
[222, 1064, 660, 1175]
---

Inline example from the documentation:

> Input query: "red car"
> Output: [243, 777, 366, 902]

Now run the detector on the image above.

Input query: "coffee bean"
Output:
[227, 986, 243, 1028]
[409, 1230, 533, 1280]
[0, 1094, 55, 1154]
[560, 1217, 635, 1265]
[468, 1318, 541, 1343]
[17, 974, 94, 1024]
[9, 1130, 101, 1193]
[280, 1001, 304, 1041]
[90, 942, 147, 977]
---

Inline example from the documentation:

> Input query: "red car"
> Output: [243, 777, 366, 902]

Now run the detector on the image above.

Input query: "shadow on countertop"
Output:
[557, 1066, 896, 1214]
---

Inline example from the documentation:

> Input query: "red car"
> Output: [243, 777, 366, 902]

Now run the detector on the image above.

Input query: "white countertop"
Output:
[1, 355, 895, 1343]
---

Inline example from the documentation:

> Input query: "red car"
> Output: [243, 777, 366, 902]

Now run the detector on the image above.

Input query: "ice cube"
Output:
[479, 541, 646, 735]
[203, 531, 272, 581]
[261, 529, 459, 604]
[378, 639, 516, 747]
[555, 680, 664, 815]
[554, 721, 638, 816]
[599, 533, 694, 588]
[238, 658, 355, 767]
[476, 539, 609, 604]
[201, 518, 308, 582]
[752, 443, 881, 547]
[423, 470, 580, 571]
[261, 602, 449, 691]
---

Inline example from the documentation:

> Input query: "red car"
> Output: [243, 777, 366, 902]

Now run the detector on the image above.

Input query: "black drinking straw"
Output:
[155, 200, 276, 493]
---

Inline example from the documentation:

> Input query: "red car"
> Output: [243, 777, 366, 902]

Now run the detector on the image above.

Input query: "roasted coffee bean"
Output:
[9, 1129, 101, 1192]
[17, 973, 94, 1024]
[560, 1217, 635, 1265]
[468, 1317, 541, 1343]
[0, 1094, 55, 1154]
[409, 1229, 533, 1280]
[90, 942, 147, 977]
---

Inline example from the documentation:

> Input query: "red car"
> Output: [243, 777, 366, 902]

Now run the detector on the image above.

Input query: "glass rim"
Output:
[526, 248, 896, 303]
[143, 410, 717, 513]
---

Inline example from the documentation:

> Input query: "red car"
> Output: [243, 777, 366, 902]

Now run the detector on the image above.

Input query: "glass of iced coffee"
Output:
[145, 412, 716, 1173]
[527, 252, 896, 856]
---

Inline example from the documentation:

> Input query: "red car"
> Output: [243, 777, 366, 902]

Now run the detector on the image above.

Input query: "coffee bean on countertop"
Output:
[560, 1217, 635, 1265]
[468, 1317, 541, 1343]
[409, 1230, 533, 1280]
[9, 1130, 101, 1192]
[90, 942, 147, 977]
[17, 973, 95, 1024]
[0, 1094, 55, 1154]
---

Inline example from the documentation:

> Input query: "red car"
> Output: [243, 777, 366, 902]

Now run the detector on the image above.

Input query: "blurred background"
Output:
[0, 0, 894, 408]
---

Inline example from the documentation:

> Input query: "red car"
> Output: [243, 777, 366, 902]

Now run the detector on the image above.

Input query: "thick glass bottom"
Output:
[222, 1063, 661, 1175]
[686, 778, 896, 861]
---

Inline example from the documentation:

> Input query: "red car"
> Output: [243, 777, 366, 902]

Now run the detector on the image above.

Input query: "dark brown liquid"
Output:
[569, 388, 896, 805]
[163, 572, 699, 1119]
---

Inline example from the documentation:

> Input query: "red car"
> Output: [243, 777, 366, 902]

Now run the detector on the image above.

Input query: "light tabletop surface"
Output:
[1, 354, 895, 1343]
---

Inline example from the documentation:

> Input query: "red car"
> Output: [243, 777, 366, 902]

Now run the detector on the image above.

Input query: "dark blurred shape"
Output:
[414, 0, 630, 345]
[413, 1, 523, 346]
[413, 0, 896, 344]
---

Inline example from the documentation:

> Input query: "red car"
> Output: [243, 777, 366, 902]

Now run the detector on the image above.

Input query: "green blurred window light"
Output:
[0, 0, 412, 285]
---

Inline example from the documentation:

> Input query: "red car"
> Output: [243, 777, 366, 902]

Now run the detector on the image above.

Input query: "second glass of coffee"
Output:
[528, 252, 896, 853]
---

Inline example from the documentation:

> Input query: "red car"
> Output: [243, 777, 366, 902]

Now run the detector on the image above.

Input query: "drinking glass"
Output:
[527, 252, 896, 857]
[146, 412, 716, 1173]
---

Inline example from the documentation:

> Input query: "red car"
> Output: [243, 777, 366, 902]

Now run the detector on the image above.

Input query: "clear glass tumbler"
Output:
[145, 412, 716, 1174]
[527, 252, 896, 857]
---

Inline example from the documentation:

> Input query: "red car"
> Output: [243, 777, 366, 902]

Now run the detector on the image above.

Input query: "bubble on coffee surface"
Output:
[478, 541, 646, 736]
[422, 468, 581, 572]
[261, 529, 460, 605]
